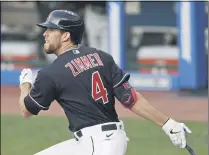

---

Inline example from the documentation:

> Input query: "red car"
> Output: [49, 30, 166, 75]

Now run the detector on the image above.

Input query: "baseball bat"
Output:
[185, 144, 196, 155]
[183, 128, 196, 155]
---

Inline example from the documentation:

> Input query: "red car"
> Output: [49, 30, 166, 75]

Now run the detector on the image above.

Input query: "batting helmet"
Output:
[37, 10, 85, 44]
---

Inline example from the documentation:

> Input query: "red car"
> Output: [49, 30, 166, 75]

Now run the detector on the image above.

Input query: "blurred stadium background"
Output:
[1, 2, 208, 155]
[1, 1, 208, 92]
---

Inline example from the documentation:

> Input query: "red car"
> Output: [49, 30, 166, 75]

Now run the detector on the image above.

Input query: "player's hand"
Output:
[19, 68, 33, 86]
[162, 118, 192, 148]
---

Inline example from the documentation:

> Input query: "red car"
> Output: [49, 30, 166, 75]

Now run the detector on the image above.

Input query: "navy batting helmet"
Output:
[37, 10, 84, 44]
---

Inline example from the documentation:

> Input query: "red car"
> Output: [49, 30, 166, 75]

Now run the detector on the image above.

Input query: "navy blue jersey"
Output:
[24, 46, 130, 132]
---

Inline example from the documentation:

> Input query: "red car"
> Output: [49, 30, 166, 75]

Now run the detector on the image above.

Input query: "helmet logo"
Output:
[65, 10, 75, 16]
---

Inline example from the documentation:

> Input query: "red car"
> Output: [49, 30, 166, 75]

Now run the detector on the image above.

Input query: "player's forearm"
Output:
[19, 83, 32, 118]
[130, 92, 169, 126]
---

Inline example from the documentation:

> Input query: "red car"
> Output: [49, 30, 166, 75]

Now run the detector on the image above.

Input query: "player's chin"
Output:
[44, 46, 54, 54]
[44, 50, 54, 54]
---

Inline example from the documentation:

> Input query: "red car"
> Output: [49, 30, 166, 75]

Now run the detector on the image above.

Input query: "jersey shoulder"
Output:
[79, 46, 115, 63]
[36, 65, 54, 80]
[80, 46, 112, 57]
[93, 48, 115, 64]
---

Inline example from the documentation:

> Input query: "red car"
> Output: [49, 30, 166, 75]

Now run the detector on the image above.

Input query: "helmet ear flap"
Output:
[69, 24, 85, 44]
[58, 19, 85, 44]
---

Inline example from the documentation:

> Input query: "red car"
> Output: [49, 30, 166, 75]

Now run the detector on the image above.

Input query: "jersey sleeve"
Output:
[24, 70, 56, 115]
[110, 56, 130, 89]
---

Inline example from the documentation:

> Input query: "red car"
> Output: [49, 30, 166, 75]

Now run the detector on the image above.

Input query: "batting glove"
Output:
[19, 68, 33, 86]
[162, 118, 192, 148]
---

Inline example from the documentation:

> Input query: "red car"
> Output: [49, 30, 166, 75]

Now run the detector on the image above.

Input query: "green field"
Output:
[1, 114, 208, 155]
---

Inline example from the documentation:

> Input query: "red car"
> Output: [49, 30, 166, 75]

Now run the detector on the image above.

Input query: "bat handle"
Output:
[185, 144, 196, 155]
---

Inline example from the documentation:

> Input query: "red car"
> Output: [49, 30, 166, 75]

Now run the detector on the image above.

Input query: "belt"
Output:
[74, 123, 123, 140]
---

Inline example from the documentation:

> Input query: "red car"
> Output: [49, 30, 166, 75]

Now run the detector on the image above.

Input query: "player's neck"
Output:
[56, 42, 78, 56]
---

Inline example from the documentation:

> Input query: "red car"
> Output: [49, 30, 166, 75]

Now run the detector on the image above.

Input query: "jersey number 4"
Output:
[92, 71, 109, 104]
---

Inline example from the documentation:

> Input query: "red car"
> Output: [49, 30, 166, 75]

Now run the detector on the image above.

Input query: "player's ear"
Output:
[61, 31, 70, 42]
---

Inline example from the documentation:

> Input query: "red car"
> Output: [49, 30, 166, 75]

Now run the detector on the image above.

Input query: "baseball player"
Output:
[18, 10, 191, 155]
